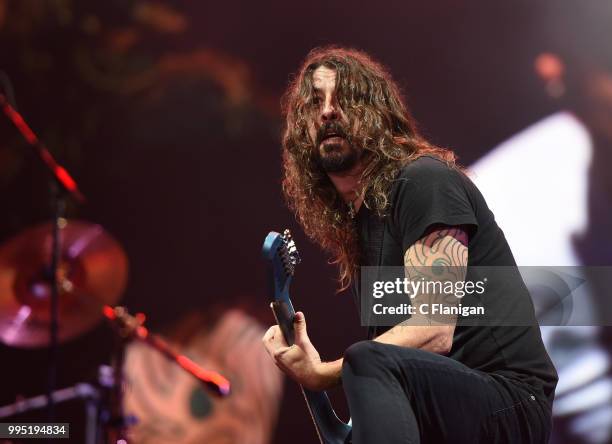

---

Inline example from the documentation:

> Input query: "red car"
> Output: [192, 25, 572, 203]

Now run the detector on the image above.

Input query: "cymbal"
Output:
[0, 220, 128, 348]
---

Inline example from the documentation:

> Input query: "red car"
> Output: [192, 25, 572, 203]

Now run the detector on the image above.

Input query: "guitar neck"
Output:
[270, 301, 351, 444]
[270, 299, 296, 346]
[262, 228, 350, 443]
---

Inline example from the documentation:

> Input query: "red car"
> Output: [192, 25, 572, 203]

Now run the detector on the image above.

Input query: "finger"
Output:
[263, 333, 286, 357]
[262, 326, 276, 343]
[262, 326, 280, 357]
[293, 311, 308, 343]
[262, 326, 290, 355]
[263, 324, 289, 347]
[269, 327, 289, 348]
[272, 345, 293, 364]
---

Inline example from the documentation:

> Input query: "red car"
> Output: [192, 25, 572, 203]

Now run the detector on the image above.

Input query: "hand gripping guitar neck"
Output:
[262, 230, 352, 444]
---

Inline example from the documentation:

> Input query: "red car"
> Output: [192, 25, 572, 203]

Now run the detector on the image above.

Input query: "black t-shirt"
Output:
[355, 155, 558, 405]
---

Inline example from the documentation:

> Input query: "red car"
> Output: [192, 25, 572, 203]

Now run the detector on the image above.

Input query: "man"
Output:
[263, 47, 557, 443]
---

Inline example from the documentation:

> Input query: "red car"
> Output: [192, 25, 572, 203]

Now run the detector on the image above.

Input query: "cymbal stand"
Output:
[0, 93, 85, 421]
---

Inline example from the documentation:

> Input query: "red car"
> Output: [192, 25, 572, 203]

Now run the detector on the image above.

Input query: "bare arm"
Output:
[374, 225, 468, 353]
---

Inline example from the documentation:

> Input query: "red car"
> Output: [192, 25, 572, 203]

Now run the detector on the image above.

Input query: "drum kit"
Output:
[0, 94, 231, 442]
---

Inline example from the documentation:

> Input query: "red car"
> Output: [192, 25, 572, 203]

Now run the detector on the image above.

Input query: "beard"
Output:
[315, 121, 361, 173]
[318, 142, 360, 173]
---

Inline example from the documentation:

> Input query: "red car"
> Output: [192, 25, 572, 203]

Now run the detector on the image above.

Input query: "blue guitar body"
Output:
[262, 230, 352, 444]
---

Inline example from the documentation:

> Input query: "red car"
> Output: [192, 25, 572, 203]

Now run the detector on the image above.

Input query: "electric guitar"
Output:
[262, 229, 352, 444]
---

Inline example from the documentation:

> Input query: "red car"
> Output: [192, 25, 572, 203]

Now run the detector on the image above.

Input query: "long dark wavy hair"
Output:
[281, 46, 457, 290]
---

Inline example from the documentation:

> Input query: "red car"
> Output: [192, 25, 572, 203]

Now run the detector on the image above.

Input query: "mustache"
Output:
[315, 121, 349, 146]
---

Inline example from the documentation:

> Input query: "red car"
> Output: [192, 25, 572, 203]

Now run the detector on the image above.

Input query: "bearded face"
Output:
[306, 65, 362, 174]
[315, 120, 360, 173]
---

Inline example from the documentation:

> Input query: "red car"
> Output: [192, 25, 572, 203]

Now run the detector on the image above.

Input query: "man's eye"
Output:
[311, 96, 321, 105]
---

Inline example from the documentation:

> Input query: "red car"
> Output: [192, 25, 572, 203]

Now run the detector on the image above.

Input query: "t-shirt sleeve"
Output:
[390, 157, 478, 252]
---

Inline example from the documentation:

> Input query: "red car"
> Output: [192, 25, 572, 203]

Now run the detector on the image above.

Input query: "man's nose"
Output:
[321, 99, 339, 122]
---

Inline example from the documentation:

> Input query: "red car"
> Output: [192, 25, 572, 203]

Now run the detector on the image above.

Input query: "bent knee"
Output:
[342, 340, 389, 376]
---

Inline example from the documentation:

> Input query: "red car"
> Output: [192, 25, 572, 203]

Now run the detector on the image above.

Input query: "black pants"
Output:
[341, 341, 552, 443]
